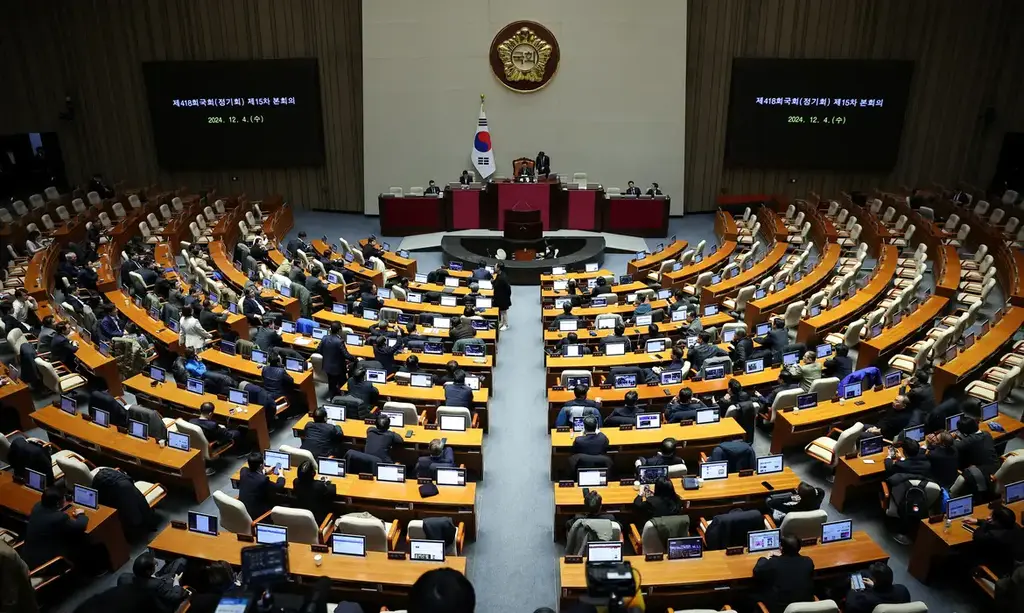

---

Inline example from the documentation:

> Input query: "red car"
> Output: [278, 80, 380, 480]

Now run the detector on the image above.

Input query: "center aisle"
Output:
[469, 286, 562, 612]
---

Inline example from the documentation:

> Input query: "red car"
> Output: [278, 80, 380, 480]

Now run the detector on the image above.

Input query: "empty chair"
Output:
[946, 224, 970, 247]
[647, 259, 676, 283]
[408, 519, 465, 555]
[787, 222, 811, 245]
[382, 401, 420, 426]
[872, 604, 927, 613]
[55, 205, 70, 222]
[835, 208, 849, 226]
[270, 506, 333, 544]
[961, 244, 990, 272]
[890, 224, 915, 248]
[783, 300, 805, 329]
[40, 214, 55, 231]
[974, 199, 990, 217]
[29, 194, 45, 209]
[436, 406, 474, 429]
[11, 200, 28, 216]
[130, 194, 144, 209]
[35, 358, 87, 394]
[139, 222, 159, 244]
[943, 214, 961, 232]
[738, 222, 760, 244]
[722, 286, 755, 313]
[159, 203, 173, 222]
[966, 366, 1021, 403]
[87, 191, 101, 205]
[213, 490, 254, 534]
[1003, 217, 1020, 237]
[683, 272, 713, 296]
[889, 339, 933, 375]
[334, 513, 400, 552]
[44, 186, 60, 201]
[409, 186, 424, 196]
[989, 208, 1005, 225]
[389, 187, 403, 196]
[808, 377, 839, 401]
[880, 207, 896, 224]
[778, 509, 828, 540]
[805, 422, 864, 468]
[71, 198, 86, 214]
[112, 202, 127, 219]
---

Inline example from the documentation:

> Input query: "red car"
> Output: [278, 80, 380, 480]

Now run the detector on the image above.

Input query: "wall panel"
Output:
[0, 0, 362, 211]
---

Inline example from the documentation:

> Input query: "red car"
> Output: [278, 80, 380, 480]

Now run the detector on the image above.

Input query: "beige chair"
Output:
[778, 510, 828, 540]
[808, 377, 839, 401]
[129, 194, 144, 210]
[278, 444, 316, 470]
[55, 454, 166, 507]
[946, 224, 970, 247]
[647, 259, 676, 283]
[764, 388, 803, 424]
[213, 490, 256, 534]
[824, 318, 865, 348]
[783, 300, 805, 329]
[35, 358, 87, 395]
[890, 224, 915, 248]
[334, 513, 400, 551]
[70, 198, 86, 214]
[722, 286, 755, 313]
[872, 604, 927, 613]
[173, 419, 234, 469]
[961, 244, 990, 271]
[993, 452, 1024, 494]
[436, 405, 476, 429]
[407, 519, 466, 555]
[190, 222, 212, 244]
[214, 199, 227, 215]
[270, 506, 334, 544]
[772, 601, 839, 613]
[889, 339, 933, 375]
[805, 422, 864, 468]
[382, 401, 421, 426]
[943, 214, 961, 232]
[0, 432, 80, 481]
[966, 366, 1021, 402]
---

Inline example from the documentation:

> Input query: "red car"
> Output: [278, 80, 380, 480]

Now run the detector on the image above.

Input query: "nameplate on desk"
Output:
[600, 384, 612, 389]
[679, 420, 695, 427]
[12, 474, 24, 485]
[176, 382, 186, 390]
[395, 379, 409, 386]
[558, 480, 576, 488]
[116, 426, 128, 434]
[82, 414, 94, 423]
[800, 538, 817, 547]
[618, 425, 634, 431]
[645, 553, 664, 562]
[387, 552, 407, 561]
[927, 514, 944, 524]
[592, 352, 603, 357]
[564, 555, 584, 564]
[646, 382, 659, 387]
[845, 452, 859, 460]
[556, 426, 571, 433]
[619, 478, 636, 486]
[424, 423, 438, 430]
[738, 469, 754, 477]
[217, 394, 228, 401]
[552, 385, 565, 391]
[52, 400, 60, 408]
[452, 351, 464, 357]
[236, 534, 255, 542]
[363, 418, 376, 425]
[410, 347, 422, 353]
[873, 385, 883, 392]
[311, 544, 329, 553]
[359, 473, 374, 481]
[417, 478, 433, 485]
[725, 546, 745, 556]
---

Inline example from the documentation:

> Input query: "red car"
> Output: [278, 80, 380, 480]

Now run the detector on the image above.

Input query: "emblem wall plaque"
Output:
[489, 21, 560, 93]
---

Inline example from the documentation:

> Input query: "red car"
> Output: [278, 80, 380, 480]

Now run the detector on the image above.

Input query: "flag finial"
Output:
[480, 94, 485, 103]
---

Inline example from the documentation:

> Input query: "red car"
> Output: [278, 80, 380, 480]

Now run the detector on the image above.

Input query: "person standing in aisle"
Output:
[492, 262, 512, 331]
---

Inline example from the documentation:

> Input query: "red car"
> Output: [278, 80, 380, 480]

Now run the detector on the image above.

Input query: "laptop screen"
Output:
[558, 319, 578, 332]
[859, 435, 883, 456]
[797, 393, 817, 409]
[635, 413, 661, 429]
[638, 465, 668, 484]
[285, 358, 304, 373]
[128, 419, 148, 441]
[646, 339, 667, 353]
[436, 467, 467, 486]
[748, 529, 781, 553]
[815, 343, 832, 358]
[696, 408, 720, 424]
[667, 537, 703, 560]
[586, 541, 622, 562]
[229, 389, 249, 405]
[1004, 480, 1024, 504]
[982, 402, 999, 421]
[186, 378, 204, 395]
[376, 464, 406, 483]
[704, 366, 725, 380]
[577, 468, 608, 487]
[700, 461, 728, 480]
[366, 369, 387, 384]
[363, 308, 379, 321]
[25, 468, 46, 492]
[92, 408, 109, 427]
[635, 314, 653, 327]
[410, 539, 446, 562]
[263, 450, 290, 471]
[256, 524, 288, 545]
[783, 352, 799, 366]
[410, 373, 434, 388]
[424, 341, 444, 354]
[660, 370, 683, 385]
[332, 533, 366, 556]
[440, 296, 458, 307]
[884, 371, 901, 388]
[844, 382, 862, 398]
[756, 454, 784, 475]
[323, 404, 345, 422]
[564, 344, 583, 358]
[381, 410, 405, 428]
[221, 340, 237, 355]
[60, 395, 77, 416]
[440, 414, 467, 432]
[946, 495, 973, 519]
[614, 374, 637, 388]
[150, 366, 166, 382]
[188, 511, 218, 536]
[901, 425, 925, 442]
[756, 322, 770, 336]
[73, 484, 99, 509]
[313, 327, 328, 340]
[251, 350, 267, 365]
[947, 412, 963, 432]
[745, 358, 764, 374]
[318, 457, 346, 477]
[280, 320, 296, 333]
[168, 431, 190, 452]
[821, 519, 853, 544]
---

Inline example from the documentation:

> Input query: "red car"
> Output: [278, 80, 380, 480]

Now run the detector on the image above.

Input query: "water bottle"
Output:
[944, 516, 952, 533]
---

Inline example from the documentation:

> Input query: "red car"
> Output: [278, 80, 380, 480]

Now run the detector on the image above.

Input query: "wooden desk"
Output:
[701, 243, 788, 306]
[149, 527, 465, 606]
[410, 281, 493, 296]
[153, 244, 249, 339]
[311, 239, 385, 288]
[627, 240, 688, 280]
[0, 369, 36, 431]
[542, 281, 648, 302]
[907, 500, 1024, 582]
[540, 269, 614, 289]
[123, 374, 271, 450]
[856, 295, 949, 369]
[745, 244, 841, 325]
[550, 419, 746, 479]
[771, 387, 900, 454]
[0, 470, 130, 570]
[542, 313, 734, 347]
[797, 245, 897, 345]
[558, 533, 887, 611]
[933, 306, 1024, 399]
[357, 238, 418, 279]
[209, 240, 300, 319]
[381, 298, 498, 319]
[31, 405, 210, 501]
[291, 415, 485, 479]
[283, 331, 494, 374]
[717, 209, 739, 241]
[933, 245, 962, 299]
[551, 469, 800, 541]
[542, 299, 672, 323]
[663, 242, 737, 290]
[103, 289, 181, 351]
[199, 348, 317, 413]
[230, 467, 478, 540]
[311, 311, 498, 354]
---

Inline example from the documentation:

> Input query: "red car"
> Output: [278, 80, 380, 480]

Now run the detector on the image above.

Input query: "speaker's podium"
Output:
[504, 208, 544, 261]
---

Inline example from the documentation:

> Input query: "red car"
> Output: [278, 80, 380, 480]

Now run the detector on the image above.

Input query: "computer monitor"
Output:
[323, 404, 345, 423]
[797, 393, 817, 409]
[433, 317, 450, 329]
[263, 450, 290, 472]
[625, 294, 638, 304]
[444, 277, 460, 288]
[551, 266, 567, 276]
[755, 322, 770, 336]
[376, 464, 406, 483]
[884, 371, 902, 389]
[440, 295, 458, 307]
[564, 344, 583, 358]
[558, 319, 578, 332]
[614, 374, 637, 389]
[365, 369, 387, 384]
[328, 272, 342, 285]
[60, 394, 77, 416]
[577, 468, 608, 487]
[332, 303, 347, 315]
[92, 407, 109, 427]
[168, 431, 190, 452]
[722, 329, 736, 343]
[345, 252, 354, 262]
[754, 288, 767, 300]
[186, 378, 205, 395]
[859, 435, 883, 456]
[410, 373, 434, 389]
[821, 519, 853, 544]
[1004, 480, 1024, 504]
[671, 308, 687, 322]
[476, 297, 492, 309]
[221, 340, 237, 355]
[946, 412, 964, 432]
[312, 327, 328, 340]
[586, 541, 622, 562]
[711, 275, 722, 285]
[73, 484, 99, 510]
[946, 495, 973, 520]
[331, 533, 366, 556]
[376, 288, 391, 300]
[633, 251, 646, 261]
[414, 273, 428, 283]
[901, 425, 926, 443]
[704, 305, 718, 316]
[704, 365, 725, 381]
[128, 419, 149, 441]
[783, 352, 799, 367]
[667, 537, 703, 560]
[188, 511, 219, 536]
[423, 341, 444, 355]
[565, 376, 590, 390]
[635, 413, 661, 429]
[637, 465, 668, 484]
[363, 308, 379, 321]
[278, 285, 292, 298]
[228, 302, 238, 314]
[410, 539, 446, 562]
[646, 339, 667, 353]
[280, 320, 296, 334]
[700, 461, 729, 481]
[471, 319, 489, 330]
[255, 524, 288, 545]
[871, 324, 883, 338]
[98, 341, 111, 356]
[553, 280, 568, 291]
[815, 343, 833, 358]
[696, 408, 720, 425]
[229, 389, 249, 405]
[586, 263, 599, 273]
[982, 402, 999, 421]
[150, 366, 166, 382]
[963, 332, 975, 350]
[756, 454, 784, 475]
[285, 358, 304, 373]
[597, 316, 615, 329]
[318, 457, 345, 477]
[251, 350, 267, 365]
[660, 370, 683, 385]
[658, 289, 672, 300]
[381, 410, 405, 428]
[844, 382, 863, 399]
[809, 305, 821, 317]
[745, 358, 765, 374]
[571, 416, 586, 433]
[405, 293, 423, 305]
[24, 468, 46, 492]
[635, 314, 653, 327]
[832, 294, 843, 308]
[747, 529, 781, 553]
[436, 467, 467, 486]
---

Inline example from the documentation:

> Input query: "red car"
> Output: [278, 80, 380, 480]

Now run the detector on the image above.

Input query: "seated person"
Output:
[252, 319, 284, 352]
[766, 481, 825, 522]
[864, 395, 922, 441]
[658, 346, 686, 372]
[292, 460, 337, 525]
[261, 354, 295, 399]
[639, 438, 685, 467]
[631, 293, 652, 322]
[752, 535, 815, 613]
[844, 561, 912, 613]
[565, 489, 616, 535]
[398, 354, 434, 383]
[346, 365, 381, 415]
[754, 317, 789, 365]
[183, 348, 236, 395]
[115, 552, 188, 613]
[21, 486, 90, 568]
[572, 416, 609, 456]
[301, 407, 346, 458]
[364, 413, 403, 462]
[604, 391, 644, 426]
[823, 343, 853, 379]
[797, 350, 822, 391]
[716, 378, 750, 412]
[884, 438, 932, 479]
[632, 477, 683, 520]
[923, 431, 959, 489]
[600, 324, 632, 352]
[954, 414, 1000, 477]
[190, 402, 241, 446]
[554, 385, 603, 427]
[549, 303, 578, 331]
[237, 451, 285, 519]
[665, 387, 706, 423]
[558, 332, 592, 356]
[964, 505, 1024, 574]
[415, 439, 456, 478]
[755, 367, 802, 408]
[729, 328, 754, 364]
[443, 370, 474, 409]
[448, 316, 476, 342]
[687, 332, 727, 372]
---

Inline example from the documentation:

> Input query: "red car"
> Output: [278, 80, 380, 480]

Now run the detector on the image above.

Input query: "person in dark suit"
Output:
[965, 505, 1024, 574]
[364, 413, 403, 462]
[729, 328, 755, 365]
[600, 324, 632, 352]
[459, 170, 473, 185]
[301, 408, 346, 458]
[373, 331, 406, 374]
[625, 181, 642, 196]
[346, 365, 381, 416]
[665, 387, 707, 423]
[415, 439, 455, 478]
[49, 321, 79, 370]
[292, 460, 337, 525]
[444, 370, 474, 409]
[752, 535, 815, 613]
[954, 415, 1000, 476]
[120, 256, 143, 287]
[555, 385, 603, 426]
[361, 239, 384, 263]
[884, 438, 932, 479]
[924, 431, 959, 489]
[316, 322, 352, 397]
[756, 368, 802, 408]
[864, 395, 922, 440]
[21, 487, 89, 569]
[304, 269, 332, 307]
[646, 182, 663, 196]
[242, 288, 269, 324]
[237, 451, 285, 519]
[687, 332, 727, 372]
[844, 562, 912, 613]
[605, 391, 644, 426]
[286, 231, 311, 257]
[115, 552, 188, 613]
[471, 261, 492, 281]
[261, 354, 294, 399]
[252, 319, 284, 352]
[572, 416, 609, 456]
[639, 438, 685, 467]
[493, 262, 512, 331]
[632, 477, 683, 520]
[424, 180, 441, 195]
[98, 305, 125, 341]
[754, 318, 789, 365]
[823, 343, 853, 379]
[90, 390, 129, 427]
[287, 260, 307, 285]
[198, 299, 227, 333]
[906, 371, 936, 416]
[190, 402, 241, 446]
[535, 151, 551, 178]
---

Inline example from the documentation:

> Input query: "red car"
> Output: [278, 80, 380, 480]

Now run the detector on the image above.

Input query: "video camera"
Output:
[212, 544, 325, 613]
[582, 561, 640, 612]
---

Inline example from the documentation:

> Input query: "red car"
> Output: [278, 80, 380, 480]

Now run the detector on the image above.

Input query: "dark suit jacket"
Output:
[114, 574, 187, 613]
[261, 366, 294, 397]
[252, 327, 283, 351]
[444, 384, 474, 409]
[243, 297, 268, 318]
[316, 335, 349, 376]
[730, 338, 755, 364]
[955, 431, 1000, 474]
[22, 503, 89, 568]
[752, 553, 816, 613]
[884, 455, 933, 479]
[237, 467, 285, 519]
[926, 446, 959, 489]
[346, 379, 380, 410]
[49, 333, 78, 369]
[301, 422, 345, 458]
[90, 391, 128, 427]
[364, 427, 403, 462]
[535, 154, 550, 174]
[292, 479, 337, 525]
[756, 329, 790, 364]
[844, 584, 912, 613]
[372, 338, 405, 374]
[688, 342, 727, 371]
[824, 355, 853, 380]
[605, 405, 642, 427]
[189, 417, 231, 445]
[415, 447, 456, 478]
[625, 186, 642, 196]
[572, 432, 609, 456]
[198, 309, 225, 332]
